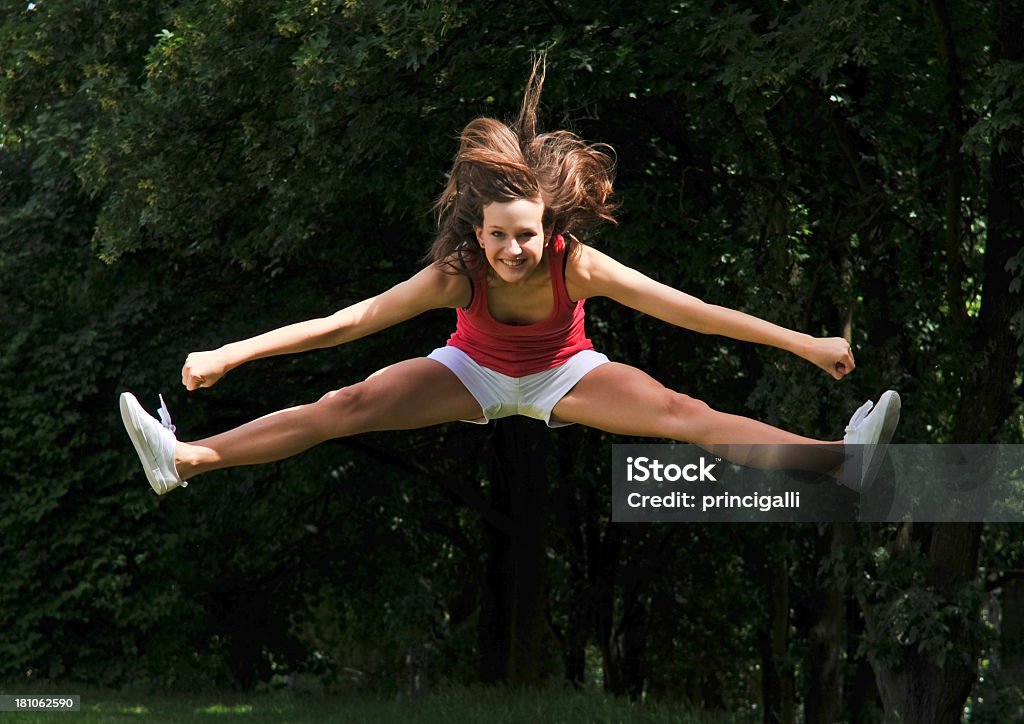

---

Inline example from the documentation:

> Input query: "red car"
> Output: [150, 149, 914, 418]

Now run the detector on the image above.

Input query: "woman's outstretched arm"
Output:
[181, 264, 469, 390]
[567, 243, 855, 380]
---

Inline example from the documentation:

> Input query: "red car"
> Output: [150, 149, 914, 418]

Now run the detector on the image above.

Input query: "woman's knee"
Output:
[663, 392, 714, 441]
[313, 383, 370, 437]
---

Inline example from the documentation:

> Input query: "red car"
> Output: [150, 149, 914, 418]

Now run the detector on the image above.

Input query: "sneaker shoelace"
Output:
[845, 400, 873, 435]
[157, 394, 187, 487]
[157, 394, 176, 433]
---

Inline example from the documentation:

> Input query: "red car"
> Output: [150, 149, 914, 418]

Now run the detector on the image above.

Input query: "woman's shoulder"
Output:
[564, 237, 615, 278]
[564, 236, 605, 299]
[421, 256, 474, 307]
[564, 238, 636, 299]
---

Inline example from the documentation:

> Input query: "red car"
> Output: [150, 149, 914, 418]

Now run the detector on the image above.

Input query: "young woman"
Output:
[120, 61, 900, 496]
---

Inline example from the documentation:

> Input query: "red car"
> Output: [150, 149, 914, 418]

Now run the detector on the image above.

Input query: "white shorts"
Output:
[427, 346, 610, 428]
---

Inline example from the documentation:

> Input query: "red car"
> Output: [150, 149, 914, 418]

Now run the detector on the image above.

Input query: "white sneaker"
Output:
[119, 392, 187, 495]
[842, 390, 901, 491]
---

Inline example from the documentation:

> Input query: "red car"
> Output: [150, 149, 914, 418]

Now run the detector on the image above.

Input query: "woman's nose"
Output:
[508, 239, 522, 254]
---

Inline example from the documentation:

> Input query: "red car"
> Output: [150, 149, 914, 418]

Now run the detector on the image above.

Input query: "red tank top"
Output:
[446, 235, 594, 376]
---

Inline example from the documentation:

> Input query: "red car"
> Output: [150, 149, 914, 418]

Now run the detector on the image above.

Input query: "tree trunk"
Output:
[929, 0, 970, 329]
[477, 458, 511, 682]
[747, 533, 795, 724]
[594, 528, 647, 699]
[845, 595, 884, 721]
[997, 573, 1024, 686]
[802, 525, 844, 724]
[867, 524, 983, 723]
[604, 606, 647, 699]
[763, 550, 794, 724]
[477, 418, 550, 684]
[953, 0, 1024, 444]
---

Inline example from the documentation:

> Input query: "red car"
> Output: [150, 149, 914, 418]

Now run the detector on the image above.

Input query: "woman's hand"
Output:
[182, 350, 231, 391]
[804, 337, 856, 380]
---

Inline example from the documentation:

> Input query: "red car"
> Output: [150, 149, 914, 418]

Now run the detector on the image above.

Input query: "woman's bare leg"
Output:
[175, 358, 482, 480]
[551, 362, 844, 473]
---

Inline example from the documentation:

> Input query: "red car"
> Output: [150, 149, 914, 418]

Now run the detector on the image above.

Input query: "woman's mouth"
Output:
[500, 258, 526, 267]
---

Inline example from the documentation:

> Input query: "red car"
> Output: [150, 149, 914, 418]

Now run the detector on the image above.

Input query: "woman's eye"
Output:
[488, 231, 537, 241]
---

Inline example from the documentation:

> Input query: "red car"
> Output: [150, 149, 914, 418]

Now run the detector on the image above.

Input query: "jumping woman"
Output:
[120, 60, 900, 496]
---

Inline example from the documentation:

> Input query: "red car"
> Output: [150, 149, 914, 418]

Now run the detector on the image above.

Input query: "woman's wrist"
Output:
[217, 342, 247, 372]
[788, 332, 815, 359]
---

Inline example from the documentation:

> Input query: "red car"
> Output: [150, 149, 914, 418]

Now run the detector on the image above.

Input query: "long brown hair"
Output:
[427, 57, 617, 275]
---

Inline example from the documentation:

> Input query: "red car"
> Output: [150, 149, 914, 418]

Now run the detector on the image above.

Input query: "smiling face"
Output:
[474, 197, 547, 285]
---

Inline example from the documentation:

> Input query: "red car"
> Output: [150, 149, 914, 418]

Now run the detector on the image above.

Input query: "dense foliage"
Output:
[2, 1, 1022, 721]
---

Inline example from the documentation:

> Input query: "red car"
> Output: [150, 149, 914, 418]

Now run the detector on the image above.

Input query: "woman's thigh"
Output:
[323, 357, 484, 433]
[550, 362, 704, 439]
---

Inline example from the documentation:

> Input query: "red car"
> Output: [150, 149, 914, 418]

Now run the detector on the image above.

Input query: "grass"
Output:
[2, 683, 749, 723]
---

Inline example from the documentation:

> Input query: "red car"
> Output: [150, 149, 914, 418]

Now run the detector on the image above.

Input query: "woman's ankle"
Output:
[174, 442, 210, 480]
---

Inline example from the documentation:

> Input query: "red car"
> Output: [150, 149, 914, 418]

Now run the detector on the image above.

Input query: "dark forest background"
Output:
[1, 1, 1022, 722]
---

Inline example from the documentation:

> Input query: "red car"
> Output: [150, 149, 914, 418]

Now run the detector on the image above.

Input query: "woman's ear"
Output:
[474, 226, 484, 247]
